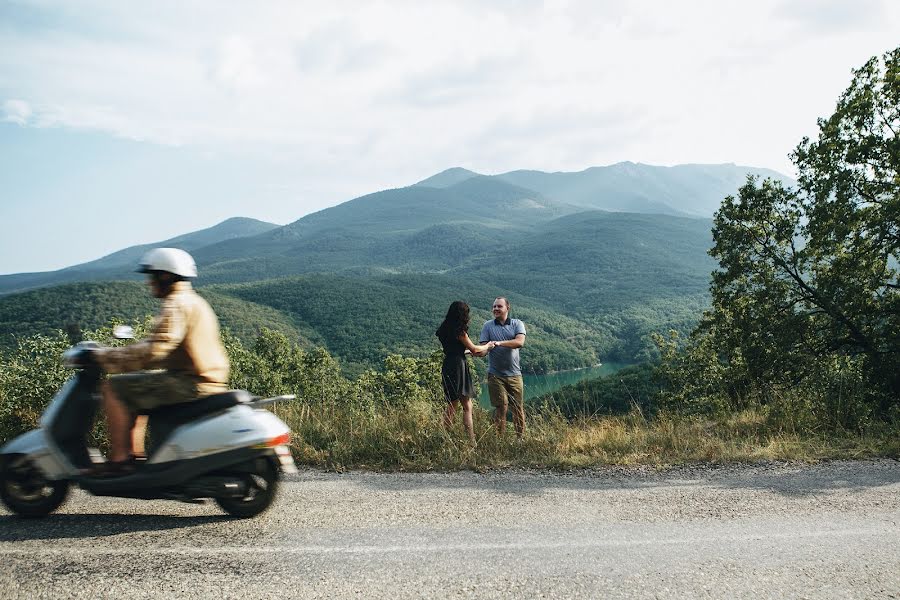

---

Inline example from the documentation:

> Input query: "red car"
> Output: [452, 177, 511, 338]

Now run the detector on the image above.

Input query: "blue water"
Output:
[477, 362, 630, 409]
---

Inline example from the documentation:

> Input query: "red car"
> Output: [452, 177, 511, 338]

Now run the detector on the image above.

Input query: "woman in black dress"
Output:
[436, 301, 495, 442]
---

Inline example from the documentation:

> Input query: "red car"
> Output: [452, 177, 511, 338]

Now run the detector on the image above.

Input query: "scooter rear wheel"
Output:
[1, 455, 70, 518]
[214, 456, 279, 518]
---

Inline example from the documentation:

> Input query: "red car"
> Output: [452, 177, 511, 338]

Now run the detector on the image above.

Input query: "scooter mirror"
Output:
[113, 325, 135, 339]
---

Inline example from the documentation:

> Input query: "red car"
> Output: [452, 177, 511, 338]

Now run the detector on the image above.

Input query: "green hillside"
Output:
[0, 230, 711, 375]
[457, 211, 716, 314]
[0, 162, 769, 375]
[0, 164, 790, 296]
[0, 207, 720, 374]
[0, 281, 312, 350]
[211, 274, 615, 375]
[188, 177, 577, 284]
[495, 162, 795, 217]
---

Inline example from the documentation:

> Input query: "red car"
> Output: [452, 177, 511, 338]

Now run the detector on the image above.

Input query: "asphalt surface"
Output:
[1, 459, 899, 599]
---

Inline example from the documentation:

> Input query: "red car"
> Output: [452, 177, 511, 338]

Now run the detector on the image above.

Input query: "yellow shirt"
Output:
[95, 281, 230, 396]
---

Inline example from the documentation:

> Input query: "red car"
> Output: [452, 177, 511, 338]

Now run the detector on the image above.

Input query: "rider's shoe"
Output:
[80, 457, 138, 478]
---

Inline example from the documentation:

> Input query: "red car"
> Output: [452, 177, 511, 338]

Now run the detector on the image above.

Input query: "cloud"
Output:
[464, 104, 652, 172]
[2, 99, 31, 124]
[773, 0, 890, 33]
[212, 35, 266, 91]
[387, 54, 525, 108]
[1, 0, 898, 176]
[293, 20, 393, 75]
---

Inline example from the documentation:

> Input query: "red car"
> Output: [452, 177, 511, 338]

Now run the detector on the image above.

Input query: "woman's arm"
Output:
[459, 332, 494, 355]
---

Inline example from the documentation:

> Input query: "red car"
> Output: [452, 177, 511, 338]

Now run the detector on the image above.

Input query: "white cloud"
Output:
[212, 35, 266, 91]
[2, 99, 32, 124]
[774, 0, 890, 33]
[1, 1, 899, 176]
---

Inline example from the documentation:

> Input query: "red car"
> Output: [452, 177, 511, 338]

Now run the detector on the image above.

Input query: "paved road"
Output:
[1, 460, 899, 599]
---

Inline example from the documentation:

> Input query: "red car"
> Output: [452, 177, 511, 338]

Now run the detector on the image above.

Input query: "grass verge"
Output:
[270, 400, 900, 471]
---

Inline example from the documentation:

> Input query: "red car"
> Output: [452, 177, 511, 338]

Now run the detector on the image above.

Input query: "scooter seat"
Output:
[144, 389, 252, 424]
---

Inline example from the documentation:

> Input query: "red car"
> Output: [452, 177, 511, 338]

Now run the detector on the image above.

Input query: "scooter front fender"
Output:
[1, 429, 73, 480]
[1, 429, 48, 456]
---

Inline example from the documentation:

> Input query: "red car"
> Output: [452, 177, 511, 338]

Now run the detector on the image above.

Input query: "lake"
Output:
[477, 362, 630, 409]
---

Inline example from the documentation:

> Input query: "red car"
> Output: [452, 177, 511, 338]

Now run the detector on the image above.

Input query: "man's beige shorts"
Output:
[108, 371, 199, 412]
[487, 374, 524, 410]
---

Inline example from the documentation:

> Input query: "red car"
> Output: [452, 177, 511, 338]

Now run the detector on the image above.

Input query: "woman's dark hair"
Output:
[436, 300, 470, 342]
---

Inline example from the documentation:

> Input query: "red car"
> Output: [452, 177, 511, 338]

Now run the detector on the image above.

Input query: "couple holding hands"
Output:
[435, 297, 526, 443]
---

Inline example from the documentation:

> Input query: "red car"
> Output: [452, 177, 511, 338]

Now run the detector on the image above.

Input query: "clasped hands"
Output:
[474, 340, 500, 357]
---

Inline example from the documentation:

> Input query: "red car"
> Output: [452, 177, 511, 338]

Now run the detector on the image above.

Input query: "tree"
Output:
[706, 47, 899, 412]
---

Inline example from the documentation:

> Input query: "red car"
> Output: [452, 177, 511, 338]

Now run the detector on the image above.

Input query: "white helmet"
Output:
[137, 248, 198, 278]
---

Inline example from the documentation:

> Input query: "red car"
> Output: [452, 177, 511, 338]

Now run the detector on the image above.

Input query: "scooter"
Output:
[0, 333, 298, 519]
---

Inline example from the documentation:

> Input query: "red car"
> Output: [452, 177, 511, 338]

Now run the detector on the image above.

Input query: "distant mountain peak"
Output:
[414, 167, 481, 188]
[217, 216, 279, 226]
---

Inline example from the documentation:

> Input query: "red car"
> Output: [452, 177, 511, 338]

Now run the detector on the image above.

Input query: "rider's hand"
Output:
[78, 348, 99, 368]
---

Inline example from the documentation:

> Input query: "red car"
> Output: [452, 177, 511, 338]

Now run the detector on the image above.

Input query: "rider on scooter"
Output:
[84, 248, 230, 476]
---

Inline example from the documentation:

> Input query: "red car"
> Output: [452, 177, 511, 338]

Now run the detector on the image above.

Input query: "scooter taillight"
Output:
[264, 433, 291, 447]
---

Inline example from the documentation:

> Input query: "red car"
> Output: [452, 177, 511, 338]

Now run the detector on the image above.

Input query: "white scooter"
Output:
[0, 332, 297, 519]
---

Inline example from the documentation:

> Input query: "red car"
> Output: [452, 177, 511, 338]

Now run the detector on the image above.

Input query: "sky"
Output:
[1, 0, 898, 274]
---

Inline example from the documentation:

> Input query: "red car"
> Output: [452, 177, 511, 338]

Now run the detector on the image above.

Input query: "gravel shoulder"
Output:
[2, 459, 899, 599]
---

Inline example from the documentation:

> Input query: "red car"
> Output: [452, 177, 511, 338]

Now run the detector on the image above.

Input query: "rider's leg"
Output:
[102, 380, 135, 463]
[131, 415, 148, 458]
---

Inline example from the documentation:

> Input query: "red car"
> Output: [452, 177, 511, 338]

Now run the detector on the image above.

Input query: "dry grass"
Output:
[275, 400, 900, 471]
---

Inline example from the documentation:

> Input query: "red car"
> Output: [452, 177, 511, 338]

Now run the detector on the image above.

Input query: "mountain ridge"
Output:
[0, 217, 279, 294]
[1, 162, 791, 293]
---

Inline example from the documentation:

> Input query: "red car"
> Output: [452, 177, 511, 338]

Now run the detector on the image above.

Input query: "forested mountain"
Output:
[0, 211, 715, 373]
[417, 163, 794, 217]
[0, 266, 701, 377]
[0, 163, 787, 296]
[0, 162, 790, 373]
[456, 211, 715, 314]
[0, 281, 314, 350]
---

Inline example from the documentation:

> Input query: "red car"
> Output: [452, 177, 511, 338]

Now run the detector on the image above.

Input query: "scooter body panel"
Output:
[39, 377, 78, 430]
[0, 429, 73, 480]
[148, 404, 291, 465]
[1, 429, 47, 456]
[79, 446, 273, 495]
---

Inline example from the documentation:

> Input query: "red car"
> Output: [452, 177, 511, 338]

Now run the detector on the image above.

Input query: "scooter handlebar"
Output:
[62, 341, 101, 369]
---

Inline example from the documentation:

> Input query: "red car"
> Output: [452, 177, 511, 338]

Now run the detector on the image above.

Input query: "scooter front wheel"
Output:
[214, 456, 279, 518]
[1, 455, 70, 518]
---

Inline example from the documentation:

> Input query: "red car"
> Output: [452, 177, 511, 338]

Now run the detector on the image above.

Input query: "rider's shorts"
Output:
[108, 371, 198, 412]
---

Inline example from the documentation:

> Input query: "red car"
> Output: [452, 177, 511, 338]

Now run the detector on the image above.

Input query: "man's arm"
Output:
[494, 333, 525, 349]
[95, 300, 187, 373]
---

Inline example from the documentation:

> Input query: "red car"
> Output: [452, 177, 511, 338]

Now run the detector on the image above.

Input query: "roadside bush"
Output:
[1, 325, 897, 468]
[0, 324, 141, 446]
[0, 333, 72, 444]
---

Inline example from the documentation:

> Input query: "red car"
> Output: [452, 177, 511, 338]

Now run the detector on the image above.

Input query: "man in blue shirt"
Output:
[478, 297, 527, 436]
